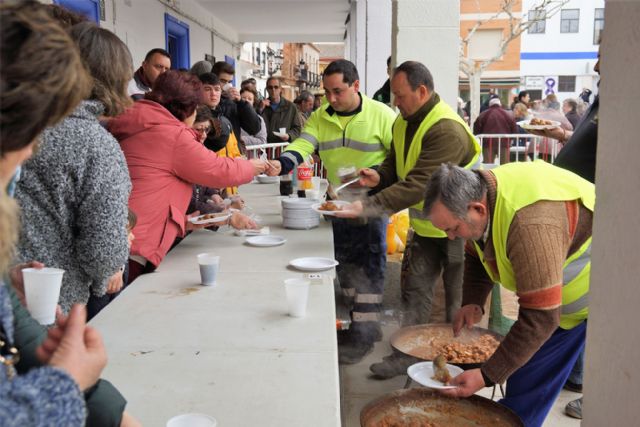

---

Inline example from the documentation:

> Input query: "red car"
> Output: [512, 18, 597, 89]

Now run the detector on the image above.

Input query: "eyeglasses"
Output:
[194, 126, 211, 134]
[266, 85, 280, 90]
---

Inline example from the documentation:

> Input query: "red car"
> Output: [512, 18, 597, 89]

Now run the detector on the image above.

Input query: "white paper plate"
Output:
[289, 257, 338, 271]
[517, 119, 561, 130]
[311, 200, 351, 216]
[256, 175, 279, 184]
[188, 212, 231, 225]
[246, 235, 286, 247]
[407, 361, 463, 390]
[272, 131, 288, 138]
[234, 227, 270, 237]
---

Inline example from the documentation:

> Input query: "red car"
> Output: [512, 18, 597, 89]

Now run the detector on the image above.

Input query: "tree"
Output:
[460, 0, 569, 126]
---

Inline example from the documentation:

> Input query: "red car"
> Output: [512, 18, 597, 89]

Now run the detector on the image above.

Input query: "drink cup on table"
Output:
[284, 278, 310, 317]
[197, 253, 220, 286]
[22, 267, 64, 325]
[167, 413, 217, 427]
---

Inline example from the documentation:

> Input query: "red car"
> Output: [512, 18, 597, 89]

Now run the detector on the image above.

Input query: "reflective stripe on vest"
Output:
[475, 161, 594, 329]
[394, 99, 481, 237]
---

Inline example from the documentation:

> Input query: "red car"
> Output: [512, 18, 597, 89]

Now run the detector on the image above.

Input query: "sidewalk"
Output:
[338, 264, 582, 426]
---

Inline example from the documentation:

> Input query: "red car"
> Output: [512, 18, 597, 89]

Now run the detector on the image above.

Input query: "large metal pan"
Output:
[360, 388, 523, 427]
[390, 323, 503, 370]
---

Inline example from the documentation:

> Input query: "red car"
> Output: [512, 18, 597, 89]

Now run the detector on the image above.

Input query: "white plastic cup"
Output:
[305, 189, 320, 200]
[166, 413, 217, 427]
[197, 253, 220, 286]
[279, 127, 287, 134]
[22, 267, 64, 325]
[284, 278, 310, 317]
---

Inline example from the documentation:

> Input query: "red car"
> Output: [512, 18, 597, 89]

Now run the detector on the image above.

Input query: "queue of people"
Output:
[1, 1, 597, 426]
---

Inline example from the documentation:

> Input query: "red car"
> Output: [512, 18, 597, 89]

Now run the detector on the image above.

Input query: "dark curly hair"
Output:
[145, 70, 203, 121]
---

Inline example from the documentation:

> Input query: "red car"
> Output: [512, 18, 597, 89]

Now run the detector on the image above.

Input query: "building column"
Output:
[392, 0, 460, 108]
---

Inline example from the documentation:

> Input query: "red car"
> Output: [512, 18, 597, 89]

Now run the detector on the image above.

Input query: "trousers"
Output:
[332, 216, 386, 340]
[401, 233, 464, 325]
[500, 321, 587, 427]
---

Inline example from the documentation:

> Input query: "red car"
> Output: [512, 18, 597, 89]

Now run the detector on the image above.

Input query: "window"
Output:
[560, 9, 580, 33]
[528, 9, 546, 34]
[53, 0, 100, 23]
[594, 8, 604, 44]
[558, 76, 576, 92]
[164, 14, 190, 70]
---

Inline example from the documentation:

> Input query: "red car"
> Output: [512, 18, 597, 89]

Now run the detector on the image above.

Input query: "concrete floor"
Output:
[338, 258, 582, 426]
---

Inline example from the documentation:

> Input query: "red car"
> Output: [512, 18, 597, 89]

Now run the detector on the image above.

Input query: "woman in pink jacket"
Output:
[109, 71, 267, 281]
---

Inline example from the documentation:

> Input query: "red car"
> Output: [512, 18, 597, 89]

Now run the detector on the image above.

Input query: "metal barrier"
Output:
[245, 142, 327, 178]
[475, 134, 561, 165]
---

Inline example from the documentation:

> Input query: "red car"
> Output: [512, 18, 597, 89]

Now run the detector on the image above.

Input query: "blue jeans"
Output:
[500, 321, 586, 427]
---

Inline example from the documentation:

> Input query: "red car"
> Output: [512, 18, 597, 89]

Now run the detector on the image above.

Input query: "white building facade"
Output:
[520, 0, 604, 102]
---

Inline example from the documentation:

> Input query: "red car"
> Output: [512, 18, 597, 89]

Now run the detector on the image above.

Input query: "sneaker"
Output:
[563, 380, 583, 393]
[369, 352, 420, 379]
[338, 341, 374, 365]
[565, 397, 583, 419]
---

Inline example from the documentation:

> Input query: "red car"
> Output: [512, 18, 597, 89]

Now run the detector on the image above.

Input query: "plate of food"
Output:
[289, 257, 338, 272]
[245, 235, 286, 247]
[517, 118, 561, 130]
[407, 357, 464, 390]
[188, 212, 231, 225]
[311, 200, 350, 216]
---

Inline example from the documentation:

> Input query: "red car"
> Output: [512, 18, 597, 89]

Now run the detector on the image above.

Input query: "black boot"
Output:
[369, 351, 420, 379]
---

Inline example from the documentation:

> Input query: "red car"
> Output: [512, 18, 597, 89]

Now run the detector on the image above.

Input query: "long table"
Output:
[91, 183, 341, 426]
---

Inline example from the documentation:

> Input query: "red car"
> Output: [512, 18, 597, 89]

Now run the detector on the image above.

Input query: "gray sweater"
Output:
[15, 101, 131, 314]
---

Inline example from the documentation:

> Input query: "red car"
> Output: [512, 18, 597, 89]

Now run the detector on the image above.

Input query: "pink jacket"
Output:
[109, 100, 255, 266]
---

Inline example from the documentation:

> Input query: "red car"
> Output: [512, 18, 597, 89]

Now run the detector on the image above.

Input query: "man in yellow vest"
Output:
[266, 60, 397, 364]
[337, 61, 480, 378]
[424, 161, 591, 427]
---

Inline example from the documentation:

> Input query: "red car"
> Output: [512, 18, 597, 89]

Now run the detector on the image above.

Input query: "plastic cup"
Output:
[22, 267, 64, 325]
[284, 278, 310, 317]
[305, 189, 320, 200]
[279, 127, 287, 134]
[197, 253, 220, 286]
[166, 413, 217, 427]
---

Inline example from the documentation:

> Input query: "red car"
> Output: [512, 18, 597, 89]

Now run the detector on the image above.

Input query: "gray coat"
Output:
[15, 101, 131, 314]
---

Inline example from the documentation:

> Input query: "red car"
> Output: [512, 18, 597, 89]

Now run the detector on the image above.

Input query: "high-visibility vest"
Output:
[282, 94, 397, 184]
[216, 131, 242, 195]
[473, 161, 594, 329]
[394, 99, 481, 237]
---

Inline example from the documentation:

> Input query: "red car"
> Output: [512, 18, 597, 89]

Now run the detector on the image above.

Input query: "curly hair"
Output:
[0, 0, 91, 155]
[70, 22, 133, 117]
[145, 70, 203, 121]
[0, 191, 18, 274]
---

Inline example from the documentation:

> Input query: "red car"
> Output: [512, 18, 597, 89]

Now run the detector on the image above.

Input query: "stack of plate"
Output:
[281, 198, 320, 229]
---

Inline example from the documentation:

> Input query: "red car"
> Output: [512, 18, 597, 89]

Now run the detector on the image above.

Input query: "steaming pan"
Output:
[390, 323, 503, 370]
[360, 388, 523, 427]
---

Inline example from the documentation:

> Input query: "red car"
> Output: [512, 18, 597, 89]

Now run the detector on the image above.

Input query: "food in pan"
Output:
[438, 334, 500, 364]
[529, 117, 554, 126]
[399, 329, 501, 364]
[431, 354, 452, 385]
[319, 201, 342, 211]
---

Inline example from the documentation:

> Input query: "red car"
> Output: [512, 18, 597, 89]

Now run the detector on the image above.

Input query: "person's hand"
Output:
[106, 270, 123, 294]
[250, 159, 268, 175]
[8, 261, 45, 306]
[261, 99, 270, 110]
[38, 305, 107, 391]
[229, 212, 258, 230]
[452, 304, 483, 337]
[120, 411, 142, 427]
[277, 132, 290, 141]
[227, 87, 241, 101]
[207, 194, 226, 210]
[358, 168, 381, 188]
[438, 368, 485, 398]
[265, 160, 281, 176]
[229, 196, 245, 210]
[333, 200, 364, 218]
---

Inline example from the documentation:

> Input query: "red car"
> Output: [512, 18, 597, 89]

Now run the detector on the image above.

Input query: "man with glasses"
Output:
[262, 77, 303, 143]
[266, 60, 397, 364]
[128, 48, 171, 100]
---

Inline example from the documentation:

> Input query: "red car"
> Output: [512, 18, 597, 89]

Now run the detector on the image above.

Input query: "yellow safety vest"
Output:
[216, 131, 242, 195]
[394, 100, 481, 237]
[473, 161, 594, 329]
[283, 94, 397, 184]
